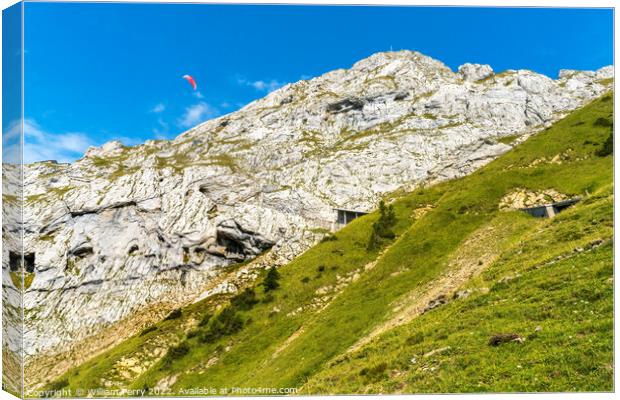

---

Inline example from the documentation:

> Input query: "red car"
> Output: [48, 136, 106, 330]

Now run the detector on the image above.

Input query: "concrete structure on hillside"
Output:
[521, 198, 581, 218]
[334, 208, 368, 227]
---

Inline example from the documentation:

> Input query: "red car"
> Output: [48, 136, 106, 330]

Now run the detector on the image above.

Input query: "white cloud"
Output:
[153, 117, 170, 139]
[150, 103, 165, 113]
[178, 102, 218, 128]
[13, 119, 95, 164]
[193, 91, 205, 99]
[2, 119, 22, 164]
[3, 119, 21, 143]
[237, 77, 285, 92]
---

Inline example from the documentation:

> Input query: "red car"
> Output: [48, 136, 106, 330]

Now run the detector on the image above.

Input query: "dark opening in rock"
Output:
[279, 95, 294, 105]
[8, 251, 35, 273]
[24, 253, 35, 273]
[72, 246, 94, 258]
[9, 251, 20, 272]
[394, 91, 408, 101]
[215, 220, 275, 261]
[326, 98, 364, 114]
[216, 235, 246, 257]
[128, 245, 139, 255]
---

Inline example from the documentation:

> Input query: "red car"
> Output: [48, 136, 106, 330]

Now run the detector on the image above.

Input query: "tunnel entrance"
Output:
[521, 198, 581, 218]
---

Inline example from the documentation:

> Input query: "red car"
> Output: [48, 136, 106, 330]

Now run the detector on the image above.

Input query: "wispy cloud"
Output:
[150, 103, 165, 113]
[3, 119, 95, 164]
[2, 120, 143, 164]
[178, 102, 218, 128]
[193, 91, 205, 99]
[2, 120, 22, 164]
[237, 77, 285, 92]
[153, 117, 170, 139]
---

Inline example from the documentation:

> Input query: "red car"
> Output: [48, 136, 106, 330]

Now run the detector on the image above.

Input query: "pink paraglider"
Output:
[182, 74, 197, 90]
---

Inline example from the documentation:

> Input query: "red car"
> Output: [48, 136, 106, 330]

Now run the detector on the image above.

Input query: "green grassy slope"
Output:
[304, 190, 613, 393]
[44, 93, 613, 395]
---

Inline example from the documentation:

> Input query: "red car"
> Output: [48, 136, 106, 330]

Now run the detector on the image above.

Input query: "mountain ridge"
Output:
[4, 50, 612, 389]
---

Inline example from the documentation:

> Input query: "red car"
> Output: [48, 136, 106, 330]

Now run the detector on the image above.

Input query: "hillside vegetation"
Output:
[45, 92, 613, 395]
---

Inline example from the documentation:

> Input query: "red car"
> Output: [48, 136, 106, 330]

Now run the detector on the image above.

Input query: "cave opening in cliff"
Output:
[24, 253, 35, 273]
[8, 251, 20, 272]
[8, 251, 35, 273]
[216, 235, 246, 258]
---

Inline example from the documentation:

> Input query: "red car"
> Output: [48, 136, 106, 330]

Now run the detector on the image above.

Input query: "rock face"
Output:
[458, 63, 494, 81]
[7, 51, 612, 376]
[499, 188, 569, 210]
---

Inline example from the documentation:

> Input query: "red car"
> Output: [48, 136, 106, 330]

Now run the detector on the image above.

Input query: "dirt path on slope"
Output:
[345, 218, 522, 354]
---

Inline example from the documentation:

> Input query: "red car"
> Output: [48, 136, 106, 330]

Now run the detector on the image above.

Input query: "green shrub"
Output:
[231, 288, 259, 310]
[46, 378, 69, 393]
[199, 307, 244, 343]
[198, 313, 212, 327]
[405, 331, 424, 345]
[596, 132, 613, 157]
[593, 117, 613, 127]
[164, 309, 182, 321]
[359, 362, 388, 382]
[160, 342, 190, 369]
[320, 234, 338, 242]
[186, 329, 200, 339]
[263, 267, 281, 292]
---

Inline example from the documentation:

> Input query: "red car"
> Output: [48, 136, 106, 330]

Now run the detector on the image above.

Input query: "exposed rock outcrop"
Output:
[458, 63, 494, 81]
[499, 188, 568, 210]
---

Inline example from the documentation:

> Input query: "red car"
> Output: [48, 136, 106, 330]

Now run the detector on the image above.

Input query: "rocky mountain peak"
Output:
[351, 50, 452, 73]
[458, 63, 494, 81]
[84, 140, 125, 159]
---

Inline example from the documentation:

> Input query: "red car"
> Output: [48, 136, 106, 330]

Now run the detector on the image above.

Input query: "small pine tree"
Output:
[263, 267, 280, 292]
[368, 200, 397, 250]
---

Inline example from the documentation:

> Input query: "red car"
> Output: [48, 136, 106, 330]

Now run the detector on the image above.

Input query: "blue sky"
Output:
[16, 4, 614, 163]
[2, 2, 22, 164]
